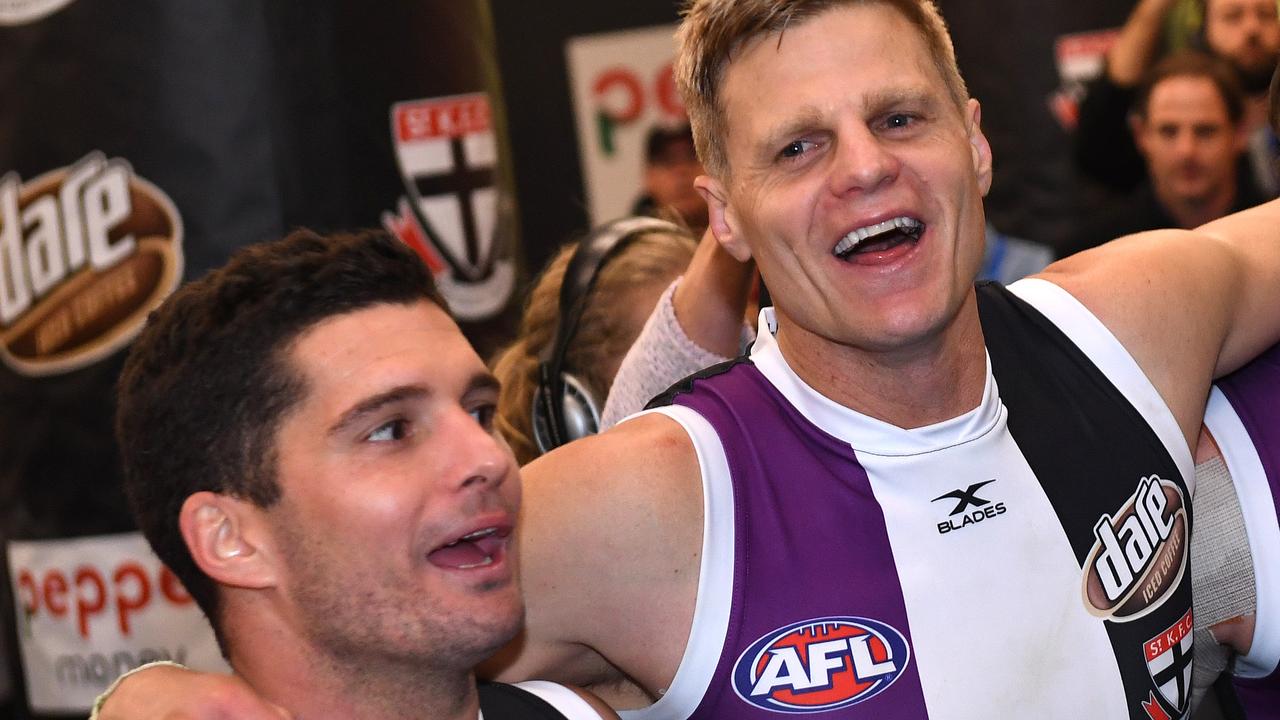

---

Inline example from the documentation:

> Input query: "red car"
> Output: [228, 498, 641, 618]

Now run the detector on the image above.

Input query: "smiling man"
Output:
[501, 1, 1280, 717]
[111, 230, 612, 720]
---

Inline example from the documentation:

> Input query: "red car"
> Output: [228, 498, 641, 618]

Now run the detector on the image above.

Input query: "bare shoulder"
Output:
[524, 410, 701, 503]
[494, 412, 703, 694]
[1033, 230, 1231, 444]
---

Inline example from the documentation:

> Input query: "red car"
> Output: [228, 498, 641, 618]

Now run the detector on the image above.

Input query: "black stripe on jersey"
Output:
[645, 356, 754, 411]
[976, 281, 1193, 720]
[477, 681, 570, 719]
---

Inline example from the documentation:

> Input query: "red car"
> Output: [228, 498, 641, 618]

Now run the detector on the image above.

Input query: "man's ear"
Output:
[965, 99, 994, 197]
[695, 174, 753, 263]
[179, 492, 278, 590]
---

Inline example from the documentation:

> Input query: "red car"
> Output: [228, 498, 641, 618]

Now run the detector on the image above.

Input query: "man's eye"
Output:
[469, 404, 496, 430]
[368, 419, 410, 442]
[884, 113, 914, 130]
[780, 139, 813, 159]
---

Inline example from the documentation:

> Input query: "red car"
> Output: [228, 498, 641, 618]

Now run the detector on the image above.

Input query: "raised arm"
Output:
[601, 228, 754, 427]
[1106, 0, 1178, 86]
[1038, 197, 1280, 447]
[1073, 0, 1178, 191]
[483, 412, 705, 709]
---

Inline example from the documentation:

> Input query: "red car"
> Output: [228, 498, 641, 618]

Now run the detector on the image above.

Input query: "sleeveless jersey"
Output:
[1204, 343, 1280, 718]
[627, 280, 1195, 720]
[479, 680, 601, 719]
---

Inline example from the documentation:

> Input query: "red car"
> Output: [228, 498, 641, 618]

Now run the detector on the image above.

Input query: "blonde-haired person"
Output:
[491, 220, 696, 465]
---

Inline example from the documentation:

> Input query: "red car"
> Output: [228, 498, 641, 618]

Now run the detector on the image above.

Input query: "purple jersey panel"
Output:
[672, 361, 929, 719]
[1217, 342, 1280, 715]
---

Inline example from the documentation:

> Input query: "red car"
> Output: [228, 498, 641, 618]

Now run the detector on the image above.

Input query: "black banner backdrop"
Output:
[938, 0, 1136, 255]
[0, 1, 517, 716]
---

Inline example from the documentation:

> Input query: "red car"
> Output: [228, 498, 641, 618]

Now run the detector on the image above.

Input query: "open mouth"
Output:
[833, 216, 924, 261]
[426, 526, 510, 570]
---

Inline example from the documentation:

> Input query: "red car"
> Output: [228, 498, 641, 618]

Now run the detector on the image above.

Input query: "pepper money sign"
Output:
[565, 23, 688, 226]
[7, 533, 228, 714]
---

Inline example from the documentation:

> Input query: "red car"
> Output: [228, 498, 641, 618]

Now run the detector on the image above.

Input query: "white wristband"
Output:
[89, 660, 188, 720]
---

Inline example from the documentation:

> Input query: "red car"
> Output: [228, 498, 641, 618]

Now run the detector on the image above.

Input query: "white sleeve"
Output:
[512, 681, 605, 719]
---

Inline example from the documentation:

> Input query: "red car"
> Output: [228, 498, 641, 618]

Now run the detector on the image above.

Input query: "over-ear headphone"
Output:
[531, 216, 684, 455]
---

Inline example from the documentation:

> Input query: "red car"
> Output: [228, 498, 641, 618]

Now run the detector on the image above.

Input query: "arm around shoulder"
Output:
[486, 413, 704, 701]
[94, 663, 290, 720]
[1036, 200, 1280, 441]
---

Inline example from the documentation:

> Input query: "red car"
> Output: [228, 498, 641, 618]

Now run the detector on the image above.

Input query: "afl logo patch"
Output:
[732, 616, 910, 714]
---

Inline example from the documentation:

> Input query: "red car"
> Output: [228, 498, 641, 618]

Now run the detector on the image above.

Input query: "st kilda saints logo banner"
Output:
[0, 152, 184, 377]
[382, 93, 515, 322]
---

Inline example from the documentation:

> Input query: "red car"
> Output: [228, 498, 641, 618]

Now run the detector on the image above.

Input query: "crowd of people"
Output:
[84, 1, 1280, 719]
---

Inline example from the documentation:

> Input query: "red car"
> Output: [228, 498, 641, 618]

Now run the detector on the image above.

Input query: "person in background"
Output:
[1074, 51, 1264, 253]
[631, 124, 709, 234]
[491, 221, 696, 465]
[110, 229, 615, 720]
[1075, 0, 1280, 196]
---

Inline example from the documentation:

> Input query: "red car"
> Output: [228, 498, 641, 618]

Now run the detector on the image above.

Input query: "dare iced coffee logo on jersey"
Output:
[0, 152, 184, 376]
[732, 616, 910, 713]
[1082, 475, 1187, 622]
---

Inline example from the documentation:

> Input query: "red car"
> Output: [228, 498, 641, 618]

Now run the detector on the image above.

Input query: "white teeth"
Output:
[833, 216, 922, 256]
[457, 555, 495, 570]
[461, 527, 497, 541]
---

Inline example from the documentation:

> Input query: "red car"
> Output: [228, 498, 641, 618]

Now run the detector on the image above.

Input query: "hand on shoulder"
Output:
[95, 664, 290, 720]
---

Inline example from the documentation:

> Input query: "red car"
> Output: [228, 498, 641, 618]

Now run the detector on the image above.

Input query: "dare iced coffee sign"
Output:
[8, 532, 227, 713]
[0, 152, 184, 377]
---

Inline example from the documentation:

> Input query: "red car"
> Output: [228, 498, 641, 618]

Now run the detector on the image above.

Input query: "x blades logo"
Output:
[732, 616, 910, 713]
[932, 480, 1008, 534]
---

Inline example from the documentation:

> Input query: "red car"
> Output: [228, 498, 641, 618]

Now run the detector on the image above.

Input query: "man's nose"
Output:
[828, 126, 900, 197]
[1173, 131, 1198, 157]
[446, 410, 512, 491]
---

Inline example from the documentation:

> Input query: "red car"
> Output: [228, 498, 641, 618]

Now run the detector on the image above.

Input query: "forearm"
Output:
[93, 662, 288, 720]
[600, 279, 745, 428]
[1195, 199, 1280, 375]
[672, 227, 756, 357]
[602, 230, 756, 428]
[1106, 0, 1176, 86]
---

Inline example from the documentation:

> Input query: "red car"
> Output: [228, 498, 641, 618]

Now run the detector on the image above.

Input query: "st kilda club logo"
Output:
[732, 616, 910, 713]
[0, 152, 184, 376]
[1082, 474, 1188, 622]
[1140, 608, 1194, 720]
[382, 93, 516, 322]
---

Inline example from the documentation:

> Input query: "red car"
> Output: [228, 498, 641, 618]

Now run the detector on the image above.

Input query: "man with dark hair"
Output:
[631, 124, 709, 233]
[111, 229, 613, 720]
[1073, 51, 1263, 252]
[1075, 0, 1280, 195]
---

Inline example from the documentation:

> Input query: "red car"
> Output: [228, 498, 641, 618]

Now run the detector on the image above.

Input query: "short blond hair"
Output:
[675, 0, 969, 177]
